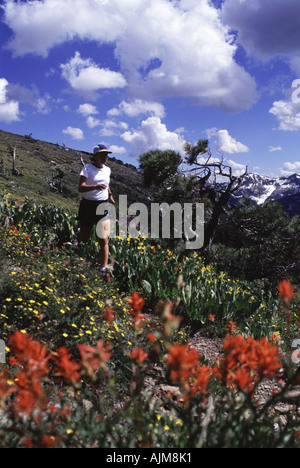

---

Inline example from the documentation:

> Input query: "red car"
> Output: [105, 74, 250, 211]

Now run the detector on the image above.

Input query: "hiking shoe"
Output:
[100, 266, 113, 283]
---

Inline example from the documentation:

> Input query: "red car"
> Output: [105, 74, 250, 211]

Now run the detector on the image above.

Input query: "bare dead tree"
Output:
[9, 145, 23, 176]
[76, 151, 85, 167]
[183, 139, 248, 248]
[46, 168, 64, 193]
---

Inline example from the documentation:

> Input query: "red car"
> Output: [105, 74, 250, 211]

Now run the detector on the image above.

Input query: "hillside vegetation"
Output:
[0, 129, 150, 212]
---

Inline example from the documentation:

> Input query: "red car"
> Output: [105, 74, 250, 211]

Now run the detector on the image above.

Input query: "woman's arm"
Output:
[78, 176, 107, 193]
[108, 186, 115, 205]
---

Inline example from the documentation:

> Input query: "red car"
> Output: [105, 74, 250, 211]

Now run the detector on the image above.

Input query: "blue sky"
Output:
[1, 0, 300, 177]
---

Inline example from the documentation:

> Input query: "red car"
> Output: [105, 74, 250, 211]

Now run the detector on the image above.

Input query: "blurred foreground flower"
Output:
[278, 280, 296, 303]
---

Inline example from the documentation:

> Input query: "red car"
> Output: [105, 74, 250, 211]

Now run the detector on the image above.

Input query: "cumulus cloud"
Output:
[60, 52, 126, 97]
[109, 145, 127, 155]
[121, 116, 185, 157]
[269, 100, 300, 131]
[195, 154, 246, 176]
[221, 0, 300, 60]
[86, 116, 101, 129]
[280, 161, 300, 176]
[3, 0, 257, 112]
[63, 126, 84, 140]
[0, 78, 20, 123]
[77, 103, 101, 128]
[227, 159, 248, 177]
[208, 128, 249, 154]
[108, 99, 165, 119]
[284, 161, 300, 171]
[99, 120, 129, 137]
[77, 103, 98, 117]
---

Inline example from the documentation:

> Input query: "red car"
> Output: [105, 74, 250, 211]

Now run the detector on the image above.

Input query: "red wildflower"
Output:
[52, 347, 81, 383]
[129, 292, 145, 314]
[37, 435, 58, 448]
[254, 337, 282, 379]
[271, 333, 280, 344]
[78, 341, 111, 378]
[9, 330, 49, 377]
[147, 333, 157, 343]
[8, 331, 50, 416]
[130, 347, 148, 365]
[278, 280, 295, 303]
[165, 343, 200, 385]
[165, 343, 211, 399]
[190, 364, 212, 397]
[128, 293, 147, 331]
[103, 307, 115, 323]
[226, 321, 238, 335]
[14, 383, 45, 415]
[213, 335, 282, 396]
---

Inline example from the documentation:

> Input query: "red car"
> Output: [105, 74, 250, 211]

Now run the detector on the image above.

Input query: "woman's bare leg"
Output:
[98, 220, 110, 269]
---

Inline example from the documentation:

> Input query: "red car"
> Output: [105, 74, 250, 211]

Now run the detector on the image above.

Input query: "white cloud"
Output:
[282, 161, 300, 172]
[197, 156, 221, 165]
[269, 100, 300, 131]
[99, 120, 129, 137]
[60, 52, 126, 97]
[196, 154, 246, 177]
[268, 146, 282, 152]
[35, 96, 51, 114]
[214, 129, 249, 154]
[63, 126, 84, 140]
[108, 99, 165, 119]
[227, 159, 247, 177]
[3, 0, 257, 112]
[86, 116, 101, 129]
[0, 78, 20, 123]
[77, 103, 98, 117]
[121, 116, 185, 157]
[109, 145, 127, 155]
[280, 161, 300, 176]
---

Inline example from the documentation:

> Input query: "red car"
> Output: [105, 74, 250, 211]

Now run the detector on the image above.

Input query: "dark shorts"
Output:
[78, 198, 109, 228]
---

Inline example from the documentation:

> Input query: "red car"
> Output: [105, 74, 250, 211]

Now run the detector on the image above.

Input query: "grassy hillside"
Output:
[0, 129, 151, 213]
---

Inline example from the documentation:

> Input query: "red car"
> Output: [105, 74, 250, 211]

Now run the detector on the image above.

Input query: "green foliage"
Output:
[139, 149, 182, 187]
[0, 192, 300, 448]
[183, 138, 209, 165]
[0, 191, 77, 248]
[210, 200, 300, 285]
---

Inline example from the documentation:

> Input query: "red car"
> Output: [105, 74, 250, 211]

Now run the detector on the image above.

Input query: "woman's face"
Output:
[94, 152, 108, 166]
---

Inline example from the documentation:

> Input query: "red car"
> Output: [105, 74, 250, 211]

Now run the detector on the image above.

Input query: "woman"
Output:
[77, 144, 115, 275]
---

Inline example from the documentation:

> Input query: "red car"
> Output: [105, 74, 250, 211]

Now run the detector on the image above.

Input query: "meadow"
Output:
[0, 191, 299, 448]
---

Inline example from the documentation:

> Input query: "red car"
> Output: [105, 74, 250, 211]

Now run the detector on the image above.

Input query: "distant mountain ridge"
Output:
[230, 172, 300, 216]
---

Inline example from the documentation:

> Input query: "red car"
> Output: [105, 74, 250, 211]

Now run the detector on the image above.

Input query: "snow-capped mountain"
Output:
[230, 173, 300, 216]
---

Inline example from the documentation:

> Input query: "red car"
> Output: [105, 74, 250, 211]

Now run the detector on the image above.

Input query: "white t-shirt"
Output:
[80, 163, 111, 201]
